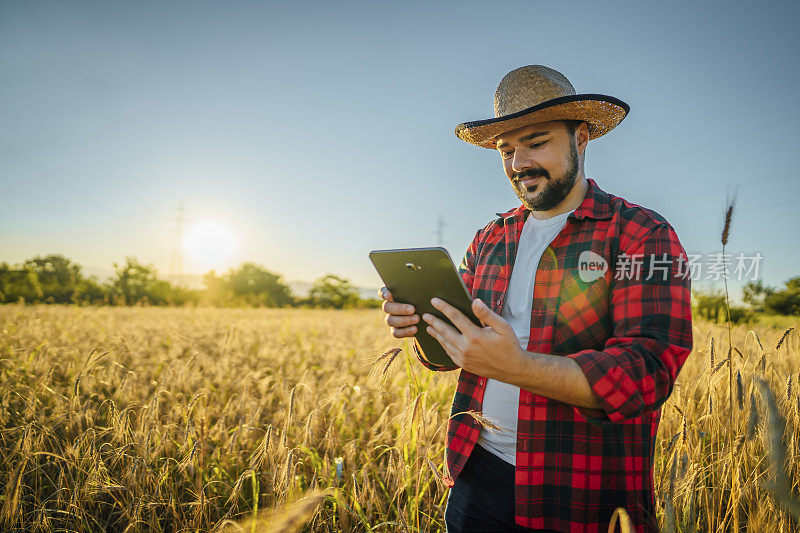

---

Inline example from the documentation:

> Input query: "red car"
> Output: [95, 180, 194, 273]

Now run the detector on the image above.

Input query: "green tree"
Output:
[24, 254, 83, 303]
[765, 276, 800, 316]
[307, 274, 361, 309]
[164, 284, 201, 306]
[742, 279, 775, 313]
[692, 289, 726, 321]
[74, 275, 110, 305]
[205, 263, 294, 307]
[692, 288, 752, 324]
[111, 256, 170, 305]
[0, 262, 42, 303]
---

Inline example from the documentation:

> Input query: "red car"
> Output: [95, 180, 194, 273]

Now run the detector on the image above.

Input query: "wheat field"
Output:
[0, 304, 798, 532]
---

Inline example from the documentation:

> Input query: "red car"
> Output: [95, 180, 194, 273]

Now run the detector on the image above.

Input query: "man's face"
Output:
[495, 120, 583, 212]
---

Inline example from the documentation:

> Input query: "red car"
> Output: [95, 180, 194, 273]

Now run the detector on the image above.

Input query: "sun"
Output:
[183, 220, 238, 272]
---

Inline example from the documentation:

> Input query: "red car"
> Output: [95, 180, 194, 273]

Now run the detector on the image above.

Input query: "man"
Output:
[379, 65, 693, 532]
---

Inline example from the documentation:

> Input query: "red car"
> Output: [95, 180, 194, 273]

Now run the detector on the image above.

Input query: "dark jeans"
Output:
[445, 444, 559, 533]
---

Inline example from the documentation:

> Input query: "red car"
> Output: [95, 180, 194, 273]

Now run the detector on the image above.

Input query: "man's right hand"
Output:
[378, 287, 419, 338]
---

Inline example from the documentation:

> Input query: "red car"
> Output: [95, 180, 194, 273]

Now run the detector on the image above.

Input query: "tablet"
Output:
[369, 247, 481, 368]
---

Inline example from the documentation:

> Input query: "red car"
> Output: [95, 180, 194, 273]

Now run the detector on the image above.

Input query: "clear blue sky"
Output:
[2, 1, 799, 297]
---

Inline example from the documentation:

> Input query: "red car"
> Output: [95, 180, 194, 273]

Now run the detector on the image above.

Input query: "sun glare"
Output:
[183, 220, 237, 272]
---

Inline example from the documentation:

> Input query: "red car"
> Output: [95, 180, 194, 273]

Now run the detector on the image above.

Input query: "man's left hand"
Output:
[422, 297, 526, 382]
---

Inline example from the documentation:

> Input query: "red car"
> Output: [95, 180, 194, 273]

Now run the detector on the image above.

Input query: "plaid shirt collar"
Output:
[493, 177, 614, 223]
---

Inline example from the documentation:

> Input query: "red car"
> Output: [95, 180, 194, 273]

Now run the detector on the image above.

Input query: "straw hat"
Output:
[455, 65, 629, 149]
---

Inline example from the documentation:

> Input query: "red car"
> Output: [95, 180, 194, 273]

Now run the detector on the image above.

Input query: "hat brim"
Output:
[455, 94, 629, 149]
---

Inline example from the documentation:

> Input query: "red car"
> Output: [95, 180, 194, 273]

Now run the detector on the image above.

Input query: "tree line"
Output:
[5, 253, 799, 318]
[0, 254, 380, 309]
[693, 278, 800, 323]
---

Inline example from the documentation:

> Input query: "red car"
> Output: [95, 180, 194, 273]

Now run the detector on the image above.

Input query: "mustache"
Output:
[513, 168, 549, 182]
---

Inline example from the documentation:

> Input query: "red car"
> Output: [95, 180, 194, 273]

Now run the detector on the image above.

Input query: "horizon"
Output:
[3, 1, 799, 302]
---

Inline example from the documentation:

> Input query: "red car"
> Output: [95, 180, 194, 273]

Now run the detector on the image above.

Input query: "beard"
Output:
[512, 140, 580, 211]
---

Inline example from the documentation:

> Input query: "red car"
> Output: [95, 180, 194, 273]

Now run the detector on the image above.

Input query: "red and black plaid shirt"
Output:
[414, 177, 693, 532]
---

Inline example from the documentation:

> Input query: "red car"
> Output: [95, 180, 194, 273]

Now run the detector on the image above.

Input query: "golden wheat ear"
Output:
[368, 346, 402, 385]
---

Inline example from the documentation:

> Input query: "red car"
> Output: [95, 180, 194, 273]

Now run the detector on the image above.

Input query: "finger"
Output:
[391, 325, 418, 338]
[430, 297, 479, 337]
[378, 287, 393, 301]
[422, 311, 462, 348]
[426, 325, 459, 359]
[385, 314, 420, 327]
[471, 298, 507, 330]
[382, 300, 415, 315]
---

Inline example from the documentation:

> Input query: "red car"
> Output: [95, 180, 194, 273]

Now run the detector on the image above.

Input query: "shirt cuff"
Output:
[567, 347, 640, 424]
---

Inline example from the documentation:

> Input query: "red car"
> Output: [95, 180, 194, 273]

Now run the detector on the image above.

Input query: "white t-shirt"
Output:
[476, 208, 572, 465]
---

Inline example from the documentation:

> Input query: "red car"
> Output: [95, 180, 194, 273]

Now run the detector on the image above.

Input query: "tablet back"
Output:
[369, 247, 481, 368]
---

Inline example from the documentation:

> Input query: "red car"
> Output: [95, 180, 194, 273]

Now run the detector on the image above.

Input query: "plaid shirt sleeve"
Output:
[566, 222, 693, 424]
[412, 228, 482, 372]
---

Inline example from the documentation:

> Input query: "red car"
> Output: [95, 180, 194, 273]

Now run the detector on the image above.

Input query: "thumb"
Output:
[472, 298, 505, 329]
